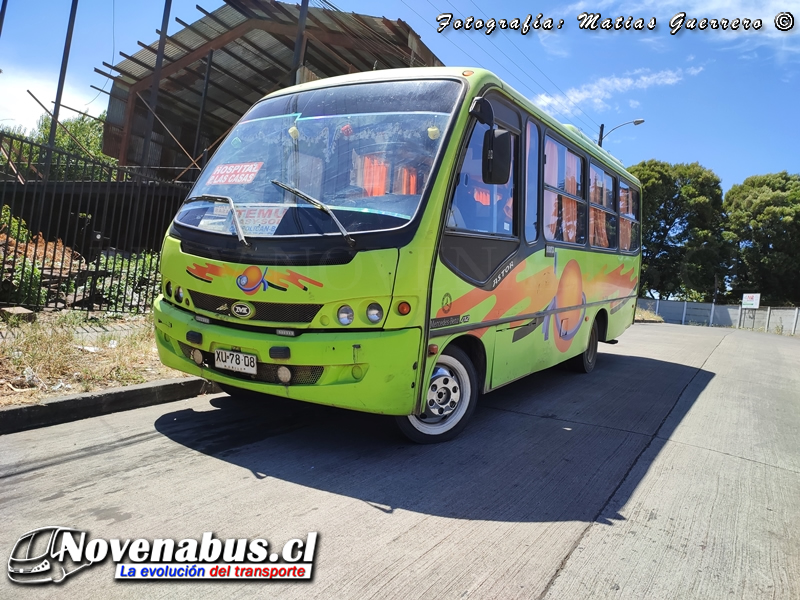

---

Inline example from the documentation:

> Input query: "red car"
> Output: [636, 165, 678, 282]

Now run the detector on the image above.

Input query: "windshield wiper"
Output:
[188, 194, 250, 246]
[271, 180, 356, 247]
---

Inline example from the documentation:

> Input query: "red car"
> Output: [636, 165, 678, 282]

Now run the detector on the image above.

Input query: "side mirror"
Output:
[482, 128, 511, 184]
[469, 97, 494, 126]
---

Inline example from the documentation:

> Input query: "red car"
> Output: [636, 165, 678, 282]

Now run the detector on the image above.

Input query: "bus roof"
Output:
[263, 67, 641, 187]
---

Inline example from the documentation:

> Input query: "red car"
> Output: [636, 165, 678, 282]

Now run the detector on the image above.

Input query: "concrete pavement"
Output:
[0, 324, 798, 599]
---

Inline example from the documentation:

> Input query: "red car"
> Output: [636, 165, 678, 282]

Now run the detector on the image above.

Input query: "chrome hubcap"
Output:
[422, 365, 461, 421]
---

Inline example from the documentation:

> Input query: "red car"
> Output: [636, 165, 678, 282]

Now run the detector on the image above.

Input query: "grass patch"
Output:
[0, 311, 188, 406]
[635, 307, 664, 323]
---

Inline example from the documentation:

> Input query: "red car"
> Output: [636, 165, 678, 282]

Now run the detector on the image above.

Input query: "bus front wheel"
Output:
[569, 319, 599, 373]
[395, 346, 478, 444]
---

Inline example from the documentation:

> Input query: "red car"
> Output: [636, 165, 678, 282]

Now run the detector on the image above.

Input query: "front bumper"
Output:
[154, 297, 422, 415]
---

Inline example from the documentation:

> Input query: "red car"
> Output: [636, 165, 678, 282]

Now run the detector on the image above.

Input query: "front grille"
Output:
[188, 290, 322, 323]
[178, 342, 324, 386]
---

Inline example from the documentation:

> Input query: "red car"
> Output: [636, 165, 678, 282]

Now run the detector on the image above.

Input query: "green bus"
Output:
[154, 67, 641, 443]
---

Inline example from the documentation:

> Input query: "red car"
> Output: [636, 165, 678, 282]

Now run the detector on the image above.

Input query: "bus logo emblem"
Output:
[231, 302, 254, 319]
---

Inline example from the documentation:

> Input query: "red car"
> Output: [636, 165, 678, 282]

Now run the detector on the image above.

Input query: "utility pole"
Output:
[43, 0, 80, 180]
[0, 0, 9, 40]
[290, 0, 310, 84]
[140, 0, 172, 170]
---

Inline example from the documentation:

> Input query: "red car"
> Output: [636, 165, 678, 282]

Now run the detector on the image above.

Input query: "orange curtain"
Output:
[544, 139, 558, 188]
[562, 196, 577, 242]
[563, 152, 579, 242]
[590, 167, 601, 205]
[363, 155, 387, 197]
[473, 188, 490, 206]
[590, 207, 609, 247]
[565, 152, 578, 196]
[619, 185, 630, 216]
[544, 190, 558, 240]
[392, 166, 418, 195]
[620, 218, 631, 250]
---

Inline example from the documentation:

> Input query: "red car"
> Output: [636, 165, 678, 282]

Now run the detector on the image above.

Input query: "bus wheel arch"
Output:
[396, 344, 480, 443]
[447, 334, 487, 394]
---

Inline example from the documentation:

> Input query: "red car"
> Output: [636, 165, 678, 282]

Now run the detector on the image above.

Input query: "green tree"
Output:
[628, 160, 728, 301]
[30, 112, 113, 161]
[724, 172, 800, 306]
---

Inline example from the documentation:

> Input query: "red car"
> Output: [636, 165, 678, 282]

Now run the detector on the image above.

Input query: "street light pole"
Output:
[598, 119, 644, 147]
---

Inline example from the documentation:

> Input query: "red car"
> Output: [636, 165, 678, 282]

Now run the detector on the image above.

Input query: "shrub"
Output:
[94, 251, 161, 312]
[10, 260, 48, 307]
[1, 204, 30, 243]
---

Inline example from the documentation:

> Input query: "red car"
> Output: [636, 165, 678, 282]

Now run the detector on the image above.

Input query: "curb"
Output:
[0, 377, 221, 436]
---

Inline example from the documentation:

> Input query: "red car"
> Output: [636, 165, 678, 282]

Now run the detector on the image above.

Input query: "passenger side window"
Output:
[589, 164, 617, 249]
[543, 136, 586, 244]
[619, 181, 641, 252]
[448, 122, 517, 236]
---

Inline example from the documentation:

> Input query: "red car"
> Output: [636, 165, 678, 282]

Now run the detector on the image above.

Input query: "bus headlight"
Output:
[337, 305, 354, 326]
[366, 303, 383, 323]
[164, 281, 173, 298]
[174, 286, 184, 303]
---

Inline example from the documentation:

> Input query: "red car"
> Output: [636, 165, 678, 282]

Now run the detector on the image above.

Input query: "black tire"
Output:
[395, 346, 479, 444]
[569, 319, 599, 373]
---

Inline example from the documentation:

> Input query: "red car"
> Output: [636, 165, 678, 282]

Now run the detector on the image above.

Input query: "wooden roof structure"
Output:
[98, 0, 443, 178]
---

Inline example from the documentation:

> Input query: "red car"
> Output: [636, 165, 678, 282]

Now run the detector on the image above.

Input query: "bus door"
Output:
[434, 96, 535, 390]
[490, 117, 551, 388]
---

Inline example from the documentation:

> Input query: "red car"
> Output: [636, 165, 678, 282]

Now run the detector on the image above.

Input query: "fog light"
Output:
[277, 365, 292, 384]
[174, 286, 184, 303]
[191, 349, 204, 365]
[397, 301, 411, 315]
[366, 303, 383, 323]
[337, 305, 354, 326]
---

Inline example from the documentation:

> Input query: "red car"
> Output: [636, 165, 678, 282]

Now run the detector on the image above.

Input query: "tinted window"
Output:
[543, 136, 585, 244]
[447, 123, 517, 237]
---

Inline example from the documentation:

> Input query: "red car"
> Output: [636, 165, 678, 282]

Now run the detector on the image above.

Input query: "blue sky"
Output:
[0, 0, 798, 192]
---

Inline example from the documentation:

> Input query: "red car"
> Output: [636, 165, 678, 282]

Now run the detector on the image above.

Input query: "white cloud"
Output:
[532, 67, 699, 116]
[687, 54, 696, 61]
[629, 99, 641, 108]
[538, 31, 571, 57]
[0, 65, 102, 134]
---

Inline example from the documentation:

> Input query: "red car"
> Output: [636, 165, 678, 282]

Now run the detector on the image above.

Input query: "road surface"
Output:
[1, 323, 799, 599]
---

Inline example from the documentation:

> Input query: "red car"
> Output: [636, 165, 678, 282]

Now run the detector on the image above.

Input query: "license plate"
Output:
[214, 349, 257, 374]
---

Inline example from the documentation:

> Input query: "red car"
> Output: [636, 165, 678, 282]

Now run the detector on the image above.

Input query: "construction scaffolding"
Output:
[98, 0, 443, 180]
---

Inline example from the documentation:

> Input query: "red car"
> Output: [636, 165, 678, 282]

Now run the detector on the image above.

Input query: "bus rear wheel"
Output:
[395, 346, 478, 444]
[569, 319, 599, 373]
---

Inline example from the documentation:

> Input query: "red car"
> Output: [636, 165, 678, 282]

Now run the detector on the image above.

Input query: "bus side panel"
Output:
[584, 252, 640, 341]
[429, 247, 640, 390]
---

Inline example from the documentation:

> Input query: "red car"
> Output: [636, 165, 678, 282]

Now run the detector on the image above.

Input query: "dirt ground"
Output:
[0, 311, 189, 407]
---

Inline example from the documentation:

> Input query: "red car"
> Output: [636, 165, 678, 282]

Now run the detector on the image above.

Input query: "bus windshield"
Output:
[176, 79, 462, 238]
